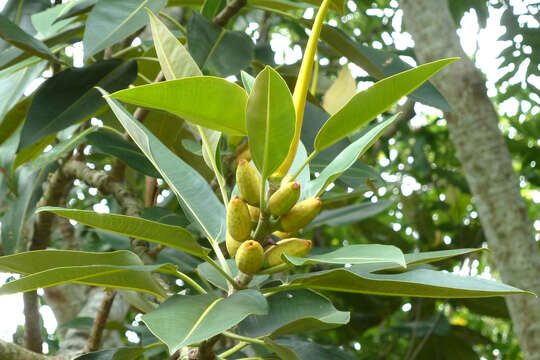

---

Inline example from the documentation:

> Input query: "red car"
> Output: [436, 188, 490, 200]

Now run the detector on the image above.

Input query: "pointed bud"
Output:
[226, 231, 243, 257]
[264, 238, 312, 267]
[268, 181, 301, 216]
[227, 196, 252, 241]
[236, 159, 261, 206]
[248, 205, 260, 221]
[236, 240, 264, 275]
[280, 197, 322, 232]
[272, 230, 295, 239]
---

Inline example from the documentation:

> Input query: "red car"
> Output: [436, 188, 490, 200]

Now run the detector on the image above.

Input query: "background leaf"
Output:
[322, 65, 356, 115]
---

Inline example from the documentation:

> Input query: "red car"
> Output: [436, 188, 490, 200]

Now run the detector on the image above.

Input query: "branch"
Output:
[0, 339, 67, 360]
[84, 290, 117, 352]
[213, 0, 246, 26]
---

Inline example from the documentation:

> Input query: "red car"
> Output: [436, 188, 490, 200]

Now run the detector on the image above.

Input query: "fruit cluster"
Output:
[226, 159, 321, 275]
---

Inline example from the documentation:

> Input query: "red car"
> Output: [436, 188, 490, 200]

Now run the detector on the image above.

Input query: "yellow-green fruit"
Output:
[280, 174, 294, 186]
[280, 197, 322, 232]
[227, 195, 252, 241]
[265, 238, 312, 267]
[226, 232, 243, 257]
[236, 240, 264, 274]
[236, 159, 261, 206]
[268, 181, 301, 216]
[272, 230, 295, 239]
[248, 205, 260, 221]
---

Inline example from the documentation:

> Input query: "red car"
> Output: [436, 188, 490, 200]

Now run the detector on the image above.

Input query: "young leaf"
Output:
[306, 114, 398, 198]
[109, 77, 248, 135]
[37, 207, 210, 258]
[82, 0, 167, 60]
[284, 244, 406, 268]
[18, 59, 137, 151]
[240, 70, 255, 94]
[246, 66, 295, 179]
[322, 65, 356, 115]
[142, 290, 268, 354]
[99, 89, 227, 244]
[238, 289, 350, 338]
[314, 58, 458, 152]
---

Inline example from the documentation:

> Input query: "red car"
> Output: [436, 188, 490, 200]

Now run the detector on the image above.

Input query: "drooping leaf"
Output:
[322, 65, 356, 115]
[187, 11, 254, 76]
[82, 0, 167, 60]
[247, 66, 295, 179]
[284, 244, 405, 268]
[197, 259, 268, 291]
[0, 96, 32, 146]
[100, 89, 227, 243]
[18, 59, 137, 151]
[238, 289, 349, 338]
[38, 207, 210, 258]
[314, 58, 458, 151]
[109, 78, 247, 135]
[307, 199, 393, 228]
[0, 250, 170, 298]
[142, 290, 268, 353]
[307, 115, 398, 197]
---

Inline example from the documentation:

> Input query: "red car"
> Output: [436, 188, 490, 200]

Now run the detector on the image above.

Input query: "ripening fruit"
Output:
[226, 231, 243, 257]
[264, 238, 312, 267]
[280, 174, 294, 187]
[248, 204, 260, 221]
[268, 181, 300, 216]
[236, 159, 261, 206]
[227, 196, 252, 241]
[236, 240, 264, 274]
[273, 230, 295, 239]
[280, 197, 322, 232]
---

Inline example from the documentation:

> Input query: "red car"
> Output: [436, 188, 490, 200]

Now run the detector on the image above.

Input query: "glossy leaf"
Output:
[238, 289, 349, 338]
[286, 267, 531, 298]
[314, 58, 458, 151]
[284, 244, 405, 268]
[307, 199, 393, 228]
[0, 0, 49, 54]
[197, 259, 268, 291]
[87, 128, 160, 177]
[0, 14, 60, 64]
[0, 250, 169, 298]
[142, 290, 268, 353]
[109, 78, 248, 135]
[83, 0, 167, 60]
[18, 59, 137, 151]
[307, 115, 398, 197]
[322, 66, 356, 115]
[38, 207, 210, 258]
[100, 89, 227, 243]
[247, 66, 295, 179]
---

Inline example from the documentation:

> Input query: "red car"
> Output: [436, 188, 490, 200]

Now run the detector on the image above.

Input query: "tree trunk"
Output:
[400, 1, 540, 359]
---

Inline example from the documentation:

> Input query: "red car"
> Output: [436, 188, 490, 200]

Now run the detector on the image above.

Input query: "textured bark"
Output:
[400, 1, 540, 359]
[0, 339, 67, 360]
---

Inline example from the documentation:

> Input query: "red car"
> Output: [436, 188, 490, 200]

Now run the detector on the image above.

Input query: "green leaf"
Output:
[0, 14, 60, 64]
[197, 259, 268, 291]
[99, 89, 227, 244]
[314, 58, 458, 151]
[87, 128, 160, 177]
[307, 115, 398, 197]
[74, 346, 147, 360]
[271, 338, 357, 360]
[307, 199, 393, 228]
[0, 250, 169, 298]
[405, 248, 487, 267]
[13, 133, 56, 170]
[247, 66, 295, 179]
[31, 2, 75, 39]
[0, 0, 49, 54]
[82, 0, 167, 60]
[109, 77, 248, 135]
[249, 0, 310, 12]
[238, 289, 349, 338]
[17, 59, 137, 151]
[289, 141, 310, 200]
[187, 11, 254, 76]
[38, 207, 210, 258]
[263, 337, 300, 360]
[284, 244, 406, 268]
[0, 96, 33, 146]
[0, 62, 44, 123]
[142, 290, 268, 353]
[241, 70, 255, 94]
[322, 66, 356, 115]
[286, 267, 532, 298]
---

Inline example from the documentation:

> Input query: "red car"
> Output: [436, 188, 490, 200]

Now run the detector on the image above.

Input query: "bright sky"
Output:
[0, 0, 538, 353]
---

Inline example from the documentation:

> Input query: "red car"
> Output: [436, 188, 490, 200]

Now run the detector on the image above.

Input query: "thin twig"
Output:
[213, 0, 247, 26]
[84, 289, 117, 352]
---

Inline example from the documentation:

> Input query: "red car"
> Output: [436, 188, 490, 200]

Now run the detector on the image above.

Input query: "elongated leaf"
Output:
[314, 58, 458, 151]
[0, 14, 59, 64]
[38, 207, 209, 257]
[307, 115, 398, 197]
[0, 62, 44, 121]
[0, 96, 32, 146]
[31, 2, 74, 38]
[100, 89, 227, 243]
[241, 70, 255, 93]
[87, 128, 160, 177]
[74, 347, 147, 360]
[18, 59, 137, 151]
[307, 199, 392, 228]
[0, 0, 49, 54]
[0, 250, 169, 298]
[238, 289, 349, 338]
[13, 133, 56, 170]
[286, 267, 531, 298]
[289, 141, 310, 199]
[264, 338, 300, 360]
[406, 248, 487, 266]
[284, 244, 405, 268]
[83, 0, 167, 60]
[143, 290, 268, 353]
[322, 66, 356, 115]
[270, 338, 357, 360]
[197, 259, 268, 291]
[109, 78, 248, 135]
[247, 66, 295, 179]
